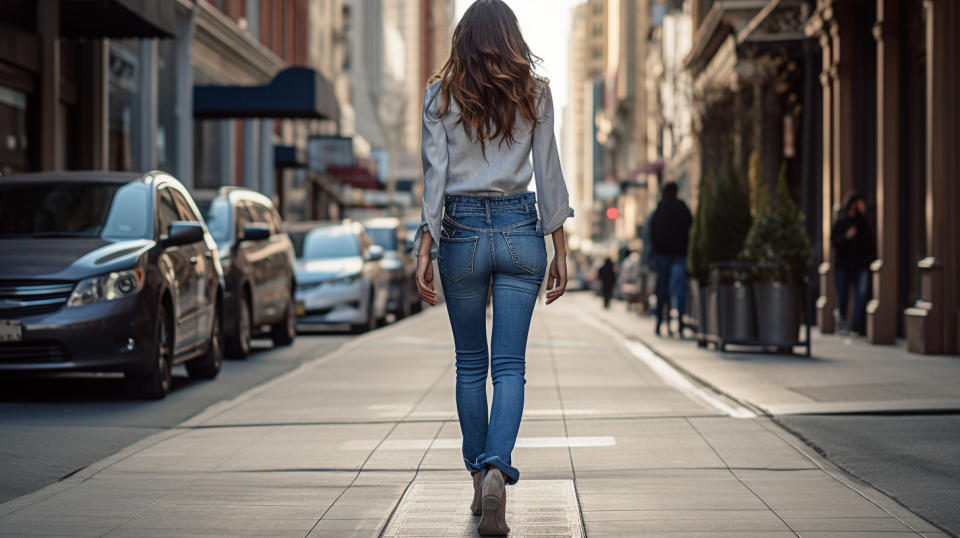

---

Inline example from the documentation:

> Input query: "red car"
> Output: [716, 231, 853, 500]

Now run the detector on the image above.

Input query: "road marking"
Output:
[369, 405, 611, 418]
[342, 436, 616, 451]
[578, 314, 757, 419]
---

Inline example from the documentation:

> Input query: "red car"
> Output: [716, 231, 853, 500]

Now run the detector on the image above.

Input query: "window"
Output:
[0, 181, 151, 240]
[157, 188, 180, 236]
[0, 84, 30, 174]
[234, 200, 255, 235]
[168, 187, 200, 222]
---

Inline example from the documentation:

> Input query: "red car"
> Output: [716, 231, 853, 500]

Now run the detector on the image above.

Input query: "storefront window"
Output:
[108, 40, 140, 171]
[0, 84, 30, 174]
[157, 38, 176, 173]
[193, 68, 224, 189]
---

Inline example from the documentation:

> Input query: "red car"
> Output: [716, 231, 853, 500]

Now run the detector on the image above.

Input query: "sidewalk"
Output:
[576, 293, 960, 416]
[0, 296, 945, 537]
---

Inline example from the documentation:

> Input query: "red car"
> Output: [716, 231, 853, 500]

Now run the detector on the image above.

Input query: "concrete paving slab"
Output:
[0, 300, 943, 536]
[381, 480, 583, 537]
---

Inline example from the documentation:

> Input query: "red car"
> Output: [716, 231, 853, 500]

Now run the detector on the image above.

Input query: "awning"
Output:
[60, 0, 177, 39]
[194, 67, 340, 121]
[326, 165, 383, 191]
[274, 145, 307, 169]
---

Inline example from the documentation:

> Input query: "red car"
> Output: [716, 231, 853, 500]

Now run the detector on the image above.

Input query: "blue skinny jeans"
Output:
[437, 192, 547, 485]
[655, 254, 688, 324]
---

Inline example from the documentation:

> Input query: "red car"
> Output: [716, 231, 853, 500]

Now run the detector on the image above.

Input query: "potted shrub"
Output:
[740, 165, 812, 348]
[687, 172, 714, 343]
[707, 161, 755, 346]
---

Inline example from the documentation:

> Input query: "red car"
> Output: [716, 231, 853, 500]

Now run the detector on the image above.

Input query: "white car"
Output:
[288, 221, 390, 333]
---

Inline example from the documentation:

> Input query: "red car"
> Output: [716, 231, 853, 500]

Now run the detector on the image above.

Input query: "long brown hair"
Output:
[431, 0, 545, 155]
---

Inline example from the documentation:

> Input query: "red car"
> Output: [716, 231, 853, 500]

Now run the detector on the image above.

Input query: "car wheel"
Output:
[351, 288, 376, 334]
[186, 304, 223, 379]
[127, 302, 173, 399]
[271, 297, 296, 346]
[396, 286, 411, 319]
[226, 292, 251, 359]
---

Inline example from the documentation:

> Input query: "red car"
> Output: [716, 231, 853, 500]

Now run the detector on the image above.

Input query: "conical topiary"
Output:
[687, 172, 715, 282]
[707, 159, 753, 265]
[740, 163, 811, 282]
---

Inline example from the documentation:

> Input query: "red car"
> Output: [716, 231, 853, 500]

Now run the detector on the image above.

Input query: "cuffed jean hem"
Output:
[465, 455, 519, 485]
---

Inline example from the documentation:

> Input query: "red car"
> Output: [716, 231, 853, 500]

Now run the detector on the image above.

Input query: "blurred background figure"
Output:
[649, 182, 692, 337]
[615, 250, 643, 313]
[831, 192, 875, 335]
[598, 257, 617, 309]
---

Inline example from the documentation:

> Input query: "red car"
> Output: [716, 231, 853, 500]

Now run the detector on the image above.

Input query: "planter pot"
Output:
[753, 281, 803, 346]
[716, 281, 756, 343]
[704, 284, 719, 338]
[687, 280, 702, 335]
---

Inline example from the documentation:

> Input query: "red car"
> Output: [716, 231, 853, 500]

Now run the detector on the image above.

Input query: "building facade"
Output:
[0, 0, 349, 220]
[564, 0, 608, 248]
[805, 0, 959, 354]
[676, 0, 958, 354]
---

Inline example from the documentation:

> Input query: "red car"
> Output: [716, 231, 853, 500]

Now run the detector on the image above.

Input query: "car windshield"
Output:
[366, 228, 397, 251]
[0, 181, 152, 240]
[294, 228, 360, 259]
[197, 198, 231, 244]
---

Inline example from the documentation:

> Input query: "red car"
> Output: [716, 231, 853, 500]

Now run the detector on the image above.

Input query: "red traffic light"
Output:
[606, 207, 619, 220]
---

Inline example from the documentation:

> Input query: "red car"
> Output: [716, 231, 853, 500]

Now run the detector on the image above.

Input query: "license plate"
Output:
[0, 320, 22, 342]
[295, 301, 306, 316]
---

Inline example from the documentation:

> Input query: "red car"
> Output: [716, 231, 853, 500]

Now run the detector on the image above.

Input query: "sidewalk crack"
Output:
[685, 417, 800, 536]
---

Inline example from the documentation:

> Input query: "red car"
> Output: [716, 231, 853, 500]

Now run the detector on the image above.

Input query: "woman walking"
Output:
[413, 1, 573, 535]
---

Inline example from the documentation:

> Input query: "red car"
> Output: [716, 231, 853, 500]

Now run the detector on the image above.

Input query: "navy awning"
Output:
[194, 67, 340, 121]
[274, 145, 307, 169]
[60, 0, 177, 39]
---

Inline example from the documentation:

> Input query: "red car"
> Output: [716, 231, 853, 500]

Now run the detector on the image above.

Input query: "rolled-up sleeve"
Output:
[413, 84, 448, 260]
[532, 83, 574, 235]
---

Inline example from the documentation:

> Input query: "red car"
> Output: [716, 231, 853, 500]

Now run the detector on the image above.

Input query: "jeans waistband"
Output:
[444, 192, 536, 213]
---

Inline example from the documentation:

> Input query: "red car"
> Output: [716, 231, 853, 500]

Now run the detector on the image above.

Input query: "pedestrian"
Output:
[598, 257, 617, 309]
[831, 192, 875, 335]
[649, 182, 693, 337]
[412, 1, 574, 535]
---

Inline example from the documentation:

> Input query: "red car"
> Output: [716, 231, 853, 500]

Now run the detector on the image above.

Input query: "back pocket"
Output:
[502, 230, 547, 274]
[438, 236, 479, 282]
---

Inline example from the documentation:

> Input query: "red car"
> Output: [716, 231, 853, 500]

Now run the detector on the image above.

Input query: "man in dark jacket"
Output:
[649, 182, 693, 337]
[831, 192, 875, 335]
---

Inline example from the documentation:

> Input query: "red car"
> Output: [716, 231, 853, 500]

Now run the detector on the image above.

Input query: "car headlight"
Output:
[67, 269, 144, 307]
[327, 273, 361, 286]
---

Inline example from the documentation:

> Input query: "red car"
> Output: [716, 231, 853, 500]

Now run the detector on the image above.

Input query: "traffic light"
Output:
[606, 207, 619, 220]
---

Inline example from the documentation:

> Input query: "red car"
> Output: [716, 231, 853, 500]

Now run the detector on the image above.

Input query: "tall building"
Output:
[564, 0, 607, 246]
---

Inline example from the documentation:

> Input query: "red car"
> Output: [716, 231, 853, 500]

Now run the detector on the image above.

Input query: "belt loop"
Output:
[451, 200, 458, 216]
[485, 199, 491, 225]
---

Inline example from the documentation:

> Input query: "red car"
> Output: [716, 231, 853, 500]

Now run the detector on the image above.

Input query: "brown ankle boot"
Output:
[477, 470, 510, 536]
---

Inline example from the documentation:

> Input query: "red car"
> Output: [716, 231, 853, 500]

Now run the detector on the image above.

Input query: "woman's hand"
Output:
[416, 231, 438, 306]
[545, 252, 567, 304]
[546, 227, 568, 305]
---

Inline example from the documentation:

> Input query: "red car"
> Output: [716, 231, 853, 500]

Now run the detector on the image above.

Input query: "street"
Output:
[0, 294, 950, 537]
[0, 330, 353, 504]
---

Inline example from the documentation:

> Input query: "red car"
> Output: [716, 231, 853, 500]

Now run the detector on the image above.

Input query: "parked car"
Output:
[364, 217, 419, 318]
[288, 221, 389, 332]
[195, 187, 296, 359]
[0, 171, 224, 399]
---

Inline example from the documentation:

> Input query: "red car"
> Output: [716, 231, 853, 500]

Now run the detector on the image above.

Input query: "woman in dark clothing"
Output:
[830, 192, 875, 334]
[598, 257, 617, 309]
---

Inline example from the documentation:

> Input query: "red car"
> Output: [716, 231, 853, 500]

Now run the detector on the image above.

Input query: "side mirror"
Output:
[241, 224, 271, 242]
[367, 244, 385, 262]
[166, 221, 204, 246]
